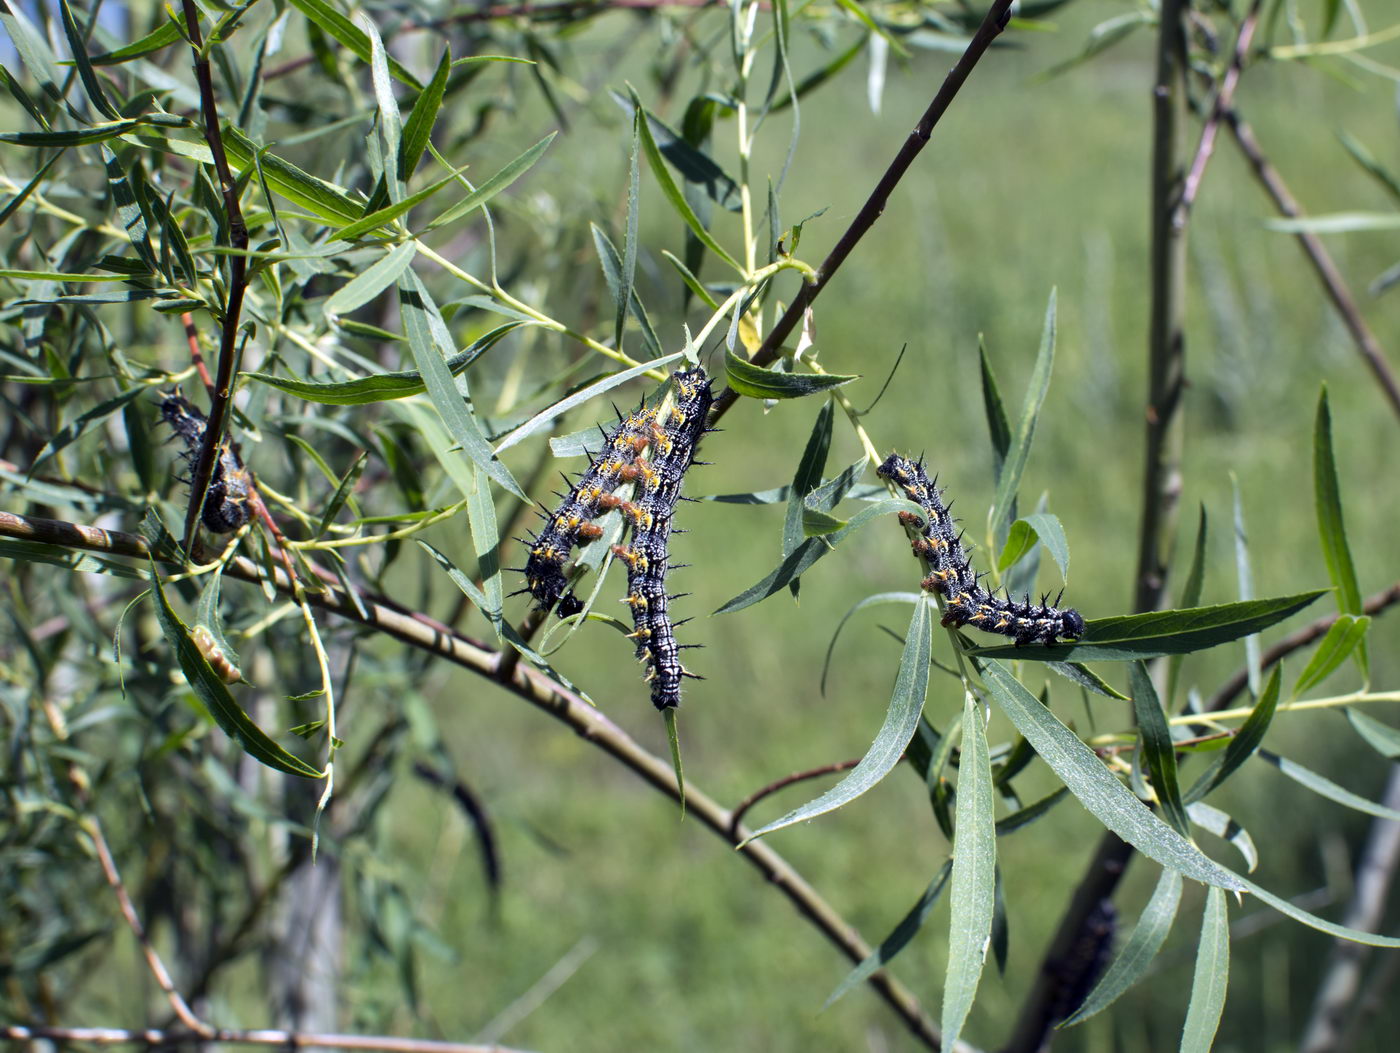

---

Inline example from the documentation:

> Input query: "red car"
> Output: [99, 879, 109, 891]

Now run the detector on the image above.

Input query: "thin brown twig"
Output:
[1224, 107, 1400, 421]
[179, 0, 250, 554]
[707, 0, 1017, 426]
[0, 509, 950, 1052]
[729, 758, 859, 836]
[1175, 0, 1263, 225]
[0, 1026, 533, 1053]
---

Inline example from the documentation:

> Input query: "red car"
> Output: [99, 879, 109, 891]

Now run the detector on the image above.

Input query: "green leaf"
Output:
[30, 387, 147, 473]
[324, 241, 418, 316]
[401, 47, 451, 181]
[997, 513, 1069, 580]
[397, 271, 525, 499]
[1344, 709, 1400, 759]
[980, 661, 1245, 890]
[1239, 876, 1400, 947]
[219, 126, 362, 224]
[315, 450, 367, 539]
[1061, 868, 1182, 1027]
[333, 165, 469, 242]
[1130, 662, 1190, 836]
[2, 118, 153, 146]
[283, 0, 421, 87]
[60, 0, 120, 120]
[618, 112, 642, 350]
[968, 591, 1326, 662]
[742, 596, 931, 843]
[1167, 505, 1208, 709]
[590, 223, 663, 360]
[628, 85, 742, 273]
[245, 323, 523, 405]
[987, 289, 1055, 545]
[941, 693, 996, 1051]
[423, 132, 556, 231]
[824, 861, 952, 1009]
[1045, 661, 1130, 701]
[725, 348, 858, 400]
[494, 351, 684, 454]
[1259, 750, 1400, 821]
[149, 565, 322, 778]
[0, 0, 64, 100]
[1337, 131, 1400, 205]
[1315, 386, 1367, 678]
[1187, 801, 1257, 872]
[1186, 665, 1280, 803]
[784, 400, 834, 595]
[1230, 474, 1261, 697]
[90, 11, 186, 64]
[612, 92, 743, 212]
[996, 787, 1071, 836]
[365, 18, 403, 201]
[1293, 615, 1370, 697]
[1180, 888, 1230, 1053]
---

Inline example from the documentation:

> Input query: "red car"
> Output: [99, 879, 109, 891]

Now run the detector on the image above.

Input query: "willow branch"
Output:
[1224, 108, 1400, 421]
[708, 0, 1017, 425]
[179, 0, 250, 553]
[0, 1027, 532, 1053]
[0, 510, 948, 1052]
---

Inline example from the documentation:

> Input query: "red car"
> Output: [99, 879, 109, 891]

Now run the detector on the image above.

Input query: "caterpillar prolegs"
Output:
[518, 366, 714, 709]
[877, 454, 1085, 646]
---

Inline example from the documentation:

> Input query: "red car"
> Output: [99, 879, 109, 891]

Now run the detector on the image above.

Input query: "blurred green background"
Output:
[8, 0, 1400, 1050]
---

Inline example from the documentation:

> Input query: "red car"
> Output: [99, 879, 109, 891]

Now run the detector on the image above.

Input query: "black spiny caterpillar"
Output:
[159, 394, 253, 534]
[878, 454, 1085, 646]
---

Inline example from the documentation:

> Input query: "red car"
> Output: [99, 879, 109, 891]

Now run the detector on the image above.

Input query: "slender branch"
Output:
[179, 0, 250, 554]
[0, 1027, 533, 1053]
[1175, 0, 1263, 224]
[729, 758, 859, 836]
[708, 0, 1017, 425]
[1224, 108, 1400, 421]
[1299, 765, 1400, 1053]
[0, 510, 949, 1052]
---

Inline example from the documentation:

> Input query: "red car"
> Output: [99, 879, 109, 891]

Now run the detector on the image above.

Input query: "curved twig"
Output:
[728, 758, 860, 837]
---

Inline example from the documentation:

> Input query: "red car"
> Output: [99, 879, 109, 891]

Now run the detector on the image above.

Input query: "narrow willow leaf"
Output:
[283, 0, 421, 87]
[1130, 662, 1190, 836]
[742, 597, 931, 843]
[968, 591, 1325, 662]
[980, 662, 1244, 890]
[1266, 213, 1400, 233]
[1061, 868, 1183, 1027]
[30, 387, 147, 472]
[333, 164, 468, 241]
[323, 240, 418, 317]
[397, 271, 525, 499]
[1292, 615, 1370, 697]
[1259, 750, 1400, 821]
[247, 322, 523, 405]
[424, 132, 556, 231]
[942, 695, 996, 1052]
[1337, 131, 1400, 205]
[315, 450, 368, 539]
[494, 351, 683, 454]
[995, 786, 1070, 836]
[1168, 506, 1208, 709]
[1187, 801, 1257, 872]
[589, 223, 663, 360]
[90, 11, 186, 64]
[1045, 661, 1130, 701]
[715, 498, 917, 614]
[996, 518, 1038, 574]
[149, 566, 322, 778]
[980, 337, 1012, 475]
[3, 119, 152, 146]
[784, 400, 834, 597]
[219, 127, 362, 224]
[365, 18, 403, 201]
[618, 112, 642, 350]
[725, 348, 858, 399]
[824, 861, 952, 1009]
[820, 591, 921, 694]
[988, 289, 1055, 544]
[1344, 709, 1400, 759]
[0, 539, 143, 580]
[611, 93, 743, 212]
[661, 250, 720, 309]
[801, 506, 846, 537]
[1315, 388, 1364, 616]
[1239, 875, 1400, 946]
[400, 47, 450, 181]
[60, 0, 119, 120]
[1185, 666, 1280, 803]
[1181, 888, 1230, 1053]
[628, 85, 742, 273]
